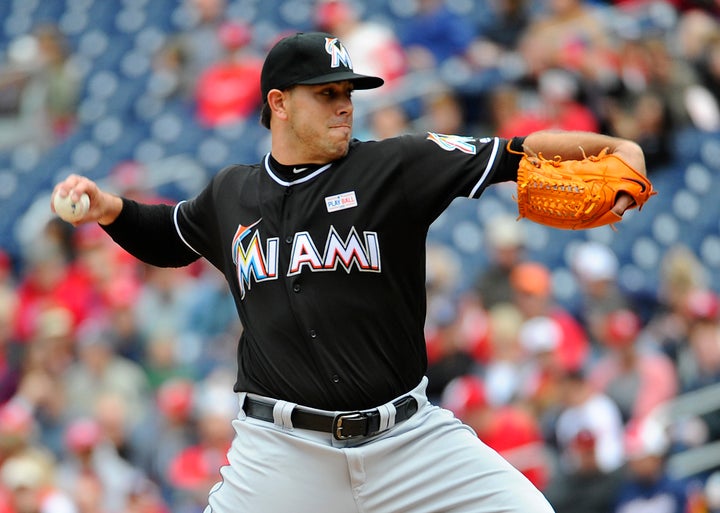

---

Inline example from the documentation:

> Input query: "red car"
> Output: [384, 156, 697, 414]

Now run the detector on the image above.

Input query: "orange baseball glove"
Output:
[514, 147, 656, 230]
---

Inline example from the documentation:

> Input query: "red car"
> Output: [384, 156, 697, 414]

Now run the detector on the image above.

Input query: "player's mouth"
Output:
[330, 124, 352, 135]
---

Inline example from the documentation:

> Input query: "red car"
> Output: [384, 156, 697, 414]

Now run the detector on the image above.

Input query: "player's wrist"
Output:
[612, 140, 646, 176]
[97, 194, 124, 226]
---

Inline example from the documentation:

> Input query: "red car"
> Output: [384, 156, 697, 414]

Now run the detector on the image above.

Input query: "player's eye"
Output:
[320, 86, 353, 100]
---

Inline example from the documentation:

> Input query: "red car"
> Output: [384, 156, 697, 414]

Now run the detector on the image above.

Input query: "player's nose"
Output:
[336, 95, 353, 116]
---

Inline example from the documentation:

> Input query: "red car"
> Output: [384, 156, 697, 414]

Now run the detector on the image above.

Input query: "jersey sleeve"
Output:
[393, 133, 524, 222]
[173, 167, 230, 271]
[101, 199, 200, 267]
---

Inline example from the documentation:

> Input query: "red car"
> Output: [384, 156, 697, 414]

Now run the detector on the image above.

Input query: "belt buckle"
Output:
[333, 412, 367, 440]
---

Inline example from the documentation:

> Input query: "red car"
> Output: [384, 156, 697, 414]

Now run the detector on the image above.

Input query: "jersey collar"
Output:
[263, 153, 333, 187]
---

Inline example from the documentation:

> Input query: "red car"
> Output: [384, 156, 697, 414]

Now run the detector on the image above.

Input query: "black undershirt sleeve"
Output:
[101, 198, 200, 268]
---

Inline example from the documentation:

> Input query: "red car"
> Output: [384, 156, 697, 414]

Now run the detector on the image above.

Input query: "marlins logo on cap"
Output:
[325, 37, 352, 69]
[260, 31, 384, 101]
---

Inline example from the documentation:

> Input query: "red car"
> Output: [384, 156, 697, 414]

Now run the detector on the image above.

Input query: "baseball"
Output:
[53, 191, 90, 223]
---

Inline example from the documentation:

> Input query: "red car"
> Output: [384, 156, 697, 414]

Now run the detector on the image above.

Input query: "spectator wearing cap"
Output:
[61, 320, 150, 428]
[180, 259, 241, 377]
[124, 476, 170, 513]
[424, 296, 478, 404]
[418, 89, 468, 136]
[133, 266, 197, 351]
[643, 245, 709, 366]
[677, 288, 720, 392]
[425, 243, 486, 398]
[0, 453, 76, 513]
[13, 239, 92, 344]
[194, 20, 263, 127]
[482, 303, 525, 406]
[0, 23, 81, 152]
[496, 67, 599, 138]
[473, 214, 526, 310]
[517, 0, 614, 82]
[510, 261, 590, 373]
[613, 418, 687, 513]
[515, 316, 567, 435]
[152, 0, 229, 99]
[554, 369, 625, 474]
[441, 375, 549, 490]
[543, 428, 625, 513]
[570, 241, 631, 351]
[55, 417, 143, 513]
[128, 378, 196, 502]
[671, 289, 720, 451]
[3, 305, 78, 459]
[588, 308, 678, 425]
[166, 376, 235, 512]
[0, 401, 51, 469]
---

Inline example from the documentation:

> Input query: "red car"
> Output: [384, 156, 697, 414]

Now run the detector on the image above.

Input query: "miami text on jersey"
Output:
[232, 222, 381, 299]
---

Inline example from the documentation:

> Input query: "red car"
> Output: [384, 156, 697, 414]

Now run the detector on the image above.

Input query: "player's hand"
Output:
[51, 174, 123, 226]
[611, 192, 635, 218]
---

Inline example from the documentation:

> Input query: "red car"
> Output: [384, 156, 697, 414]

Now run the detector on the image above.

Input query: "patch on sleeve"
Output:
[426, 132, 477, 155]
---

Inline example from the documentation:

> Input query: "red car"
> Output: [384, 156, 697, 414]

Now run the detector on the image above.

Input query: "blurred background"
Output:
[0, 0, 720, 512]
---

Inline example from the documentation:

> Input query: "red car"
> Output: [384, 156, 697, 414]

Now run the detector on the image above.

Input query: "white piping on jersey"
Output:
[173, 201, 201, 255]
[468, 136, 500, 198]
[263, 153, 333, 186]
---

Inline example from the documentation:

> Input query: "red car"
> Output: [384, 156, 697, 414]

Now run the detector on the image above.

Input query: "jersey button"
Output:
[309, 329, 317, 339]
[285, 236, 292, 244]
[331, 374, 341, 384]
[285, 188, 293, 196]
[293, 283, 301, 293]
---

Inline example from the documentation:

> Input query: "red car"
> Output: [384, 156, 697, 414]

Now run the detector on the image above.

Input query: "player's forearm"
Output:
[101, 198, 200, 268]
[523, 130, 646, 175]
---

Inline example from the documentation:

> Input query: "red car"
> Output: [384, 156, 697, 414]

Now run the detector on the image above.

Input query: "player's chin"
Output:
[327, 132, 351, 156]
[326, 143, 350, 161]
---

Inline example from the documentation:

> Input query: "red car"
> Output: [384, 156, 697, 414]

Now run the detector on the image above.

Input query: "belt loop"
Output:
[377, 402, 397, 432]
[273, 400, 297, 430]
[237, 392, 248, 419]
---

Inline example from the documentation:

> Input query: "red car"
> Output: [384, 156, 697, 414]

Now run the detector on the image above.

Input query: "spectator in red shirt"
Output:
[166, 377, 235, 511]
[497, 68, 599, 138]
[194, 21, 263, 127]
[442, 375, 550, 490]
[13, 240, 92, 344]
[510, 261, 590, 373]
[588, 308, 678, 425]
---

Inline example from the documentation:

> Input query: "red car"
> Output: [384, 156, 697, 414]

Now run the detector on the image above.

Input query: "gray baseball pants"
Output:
[204, 377, 555, 513]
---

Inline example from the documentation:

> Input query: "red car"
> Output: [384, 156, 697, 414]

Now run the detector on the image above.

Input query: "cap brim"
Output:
[296, 71, 384, 90]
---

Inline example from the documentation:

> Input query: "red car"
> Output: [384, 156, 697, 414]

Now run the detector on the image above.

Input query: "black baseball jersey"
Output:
[104, 133, 524, 411]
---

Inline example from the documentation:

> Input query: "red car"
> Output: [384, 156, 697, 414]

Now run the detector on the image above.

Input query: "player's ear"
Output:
[267, 89, 289, 122]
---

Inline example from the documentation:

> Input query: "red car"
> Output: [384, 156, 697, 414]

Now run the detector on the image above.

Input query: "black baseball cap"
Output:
[260, 32, 384, 101]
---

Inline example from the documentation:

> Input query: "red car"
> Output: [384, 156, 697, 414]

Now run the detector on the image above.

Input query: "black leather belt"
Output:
[243, 396, 419, 440]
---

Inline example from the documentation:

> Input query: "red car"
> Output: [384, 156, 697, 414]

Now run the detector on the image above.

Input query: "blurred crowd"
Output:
[1, 0, 720, 512]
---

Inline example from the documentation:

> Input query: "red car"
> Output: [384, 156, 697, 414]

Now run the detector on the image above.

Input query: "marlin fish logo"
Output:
[324, 37, 353, 69]
[426, 133, 477, 155]
[232, 219, 279, 299]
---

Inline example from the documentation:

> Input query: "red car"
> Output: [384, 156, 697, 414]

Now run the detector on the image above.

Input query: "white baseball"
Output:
[53, 191, 90, 223]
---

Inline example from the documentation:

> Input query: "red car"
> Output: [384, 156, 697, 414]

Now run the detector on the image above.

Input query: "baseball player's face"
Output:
[284, 81, 354, 163]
